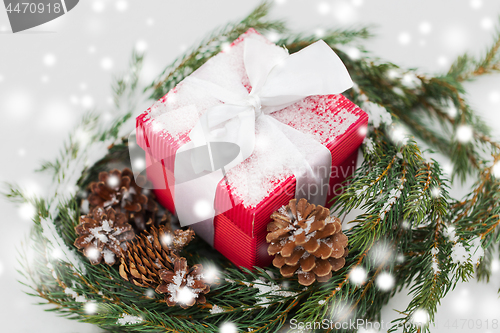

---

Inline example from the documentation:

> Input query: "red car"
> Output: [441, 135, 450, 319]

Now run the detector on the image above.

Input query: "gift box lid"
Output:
[136, 29, 368, 237]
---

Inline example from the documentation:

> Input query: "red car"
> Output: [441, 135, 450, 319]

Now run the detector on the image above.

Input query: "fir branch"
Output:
[277, 26, 373, 53]
[449, 17, 500, 81]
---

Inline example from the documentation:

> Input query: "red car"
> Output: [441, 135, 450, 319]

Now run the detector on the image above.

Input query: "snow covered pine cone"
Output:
[156, 257, 210, 308]
[119, 226, 207, 307]
[74, 207, 135, 265]
[267, 198, 348, 286]
[87, 168, 158, 231]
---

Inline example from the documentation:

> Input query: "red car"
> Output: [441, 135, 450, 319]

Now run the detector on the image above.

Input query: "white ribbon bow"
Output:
[173, 37, 353, 243]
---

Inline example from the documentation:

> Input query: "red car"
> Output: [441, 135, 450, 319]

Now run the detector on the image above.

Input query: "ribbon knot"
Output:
[246, 93, 262, 117]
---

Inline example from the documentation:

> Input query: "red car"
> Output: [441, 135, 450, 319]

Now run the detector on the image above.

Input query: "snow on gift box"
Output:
[135, 29, 368, 269]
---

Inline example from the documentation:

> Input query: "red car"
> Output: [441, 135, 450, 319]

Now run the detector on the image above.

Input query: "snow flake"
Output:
[64, 287, 87, 303]
[469, 236, 484, 265]
[398, 32, 411, 45]
[355, 185, 369, 197]
[101, 57, 114, 71]
[431, 261, 440, 274]
[117, 314, 143, 325]
[252, 280, 298, 308]
[451, 243, 469, 265]
[401, 73, 421, 89]
[84, 302, 97, 314]
[219, 322, 238, 333]
[349, 266, 367, 285]
[210, 304, 225, 314]
[363, 137, 375, 154]
[43, 54, 57, 67]
[430, 247, 440, 274]
[202, 266, 219, 283]
[492, 161, 500, 178]
[375, 272, 395, 291]
[456, 125, 473, 143]
[419, 21, 432, 34]
[363, 101, 392, 128]
[443, 226, 458, 242]
[412, 309, 430, 326]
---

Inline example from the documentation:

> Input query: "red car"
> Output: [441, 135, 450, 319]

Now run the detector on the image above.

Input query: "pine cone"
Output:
[156, 258, 210, 308]
[267, 198, 348, 286]
[87, 168, 158, 232]
[119, 226, 195, 288]
[74, 207, 135, 265]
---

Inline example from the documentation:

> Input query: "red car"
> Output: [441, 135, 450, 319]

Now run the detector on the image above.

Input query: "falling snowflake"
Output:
[391, 125, 409, 145]
[219, 322, 237, 333]
[349, 266, 367, 285]
[101, 57, 114, 71]
[446, 104, 458, 117]
[317, 2, 330, 15]
[491, 162, 500, 179]
[202, 265, 219, 284]
[43, 54, 56, 67]
[470, 0, 482, 9]
[193, 199, 213, 220]
[135, 40, 148, 53]
[81, 95, 94, 108]
[116, 0, 128, 11]
[376, 272, 395, 291]
[18, 202, 36, 221]
[84, 302, 97, 314]
[398, 32, 411, 45]
[412, 309, 430, 326]
[481, 17, 494, 30]
[456, 125, 473, 143]
[92, 1, 105, 13]
[437, 56, 448, 67]
[419, 22, 432, 34]
[401, 73, 421, 89]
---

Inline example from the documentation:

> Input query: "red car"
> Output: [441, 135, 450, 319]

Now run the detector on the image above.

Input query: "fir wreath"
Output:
[4, 2, 500, 332]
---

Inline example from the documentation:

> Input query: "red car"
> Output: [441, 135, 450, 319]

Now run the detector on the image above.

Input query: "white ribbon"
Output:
[173, 37, 353, 244]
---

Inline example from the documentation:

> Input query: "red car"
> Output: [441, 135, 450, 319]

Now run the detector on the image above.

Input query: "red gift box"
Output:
[136, 29, 368, 269]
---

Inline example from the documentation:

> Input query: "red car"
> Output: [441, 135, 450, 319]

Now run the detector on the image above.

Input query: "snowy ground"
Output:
[1, 0, 500, 332]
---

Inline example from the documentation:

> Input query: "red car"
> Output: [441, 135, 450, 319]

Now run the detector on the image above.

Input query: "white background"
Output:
[1, 1, 500, 332]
